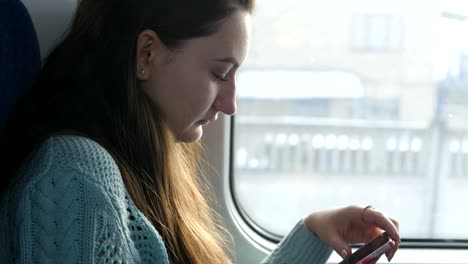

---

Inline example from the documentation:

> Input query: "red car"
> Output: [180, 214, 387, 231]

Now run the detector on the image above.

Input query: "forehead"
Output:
[181, 11, 251, 63]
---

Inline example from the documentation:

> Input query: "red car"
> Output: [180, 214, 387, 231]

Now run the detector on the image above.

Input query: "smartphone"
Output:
[338, 232, 393, 264]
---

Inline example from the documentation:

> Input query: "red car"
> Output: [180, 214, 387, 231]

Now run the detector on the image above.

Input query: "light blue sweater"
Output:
[0, 135, 332, 263]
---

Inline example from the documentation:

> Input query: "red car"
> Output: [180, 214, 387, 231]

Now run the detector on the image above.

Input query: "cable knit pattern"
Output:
[0, 135, 332, 263]
[0, 136, 168, 263]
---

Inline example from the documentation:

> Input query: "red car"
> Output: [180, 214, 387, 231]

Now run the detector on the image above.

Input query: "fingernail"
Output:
[341, 249, 348, 259]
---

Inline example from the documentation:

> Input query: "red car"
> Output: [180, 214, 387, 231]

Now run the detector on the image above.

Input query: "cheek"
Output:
[180, 72, 218, 113]
[144, 61, 217, 135]
[142, 73, 184, 128]
[160, 75, 210, 130]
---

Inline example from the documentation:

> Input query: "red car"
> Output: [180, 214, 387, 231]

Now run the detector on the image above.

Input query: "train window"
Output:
[232, 0, 468, 246]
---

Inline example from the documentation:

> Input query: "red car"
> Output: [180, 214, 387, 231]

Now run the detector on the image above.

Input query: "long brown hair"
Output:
[0, 0, 255, 263]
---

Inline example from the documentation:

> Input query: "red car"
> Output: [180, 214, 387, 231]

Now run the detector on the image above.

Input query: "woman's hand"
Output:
[304, 205, 400, 263]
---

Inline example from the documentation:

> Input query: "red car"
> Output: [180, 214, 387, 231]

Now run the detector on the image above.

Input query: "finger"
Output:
[328, 235, 352, 260]
[363, 210, 400, 261]
[387, 218, 400, 261]
[390, 217, 400, 232]
[363, 209, 400, 243]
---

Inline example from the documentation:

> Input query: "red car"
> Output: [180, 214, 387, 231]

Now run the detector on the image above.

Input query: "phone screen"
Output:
[338, 232, 393, 264]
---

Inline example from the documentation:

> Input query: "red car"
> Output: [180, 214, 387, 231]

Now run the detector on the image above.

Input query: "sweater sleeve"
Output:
[261, 219, 333, 264]
[16, 164, 141, 263]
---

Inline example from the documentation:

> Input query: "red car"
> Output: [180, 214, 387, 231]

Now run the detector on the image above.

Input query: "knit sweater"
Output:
[0, 135, 332, 263]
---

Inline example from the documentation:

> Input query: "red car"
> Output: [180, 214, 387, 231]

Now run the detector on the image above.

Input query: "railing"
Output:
[233, 116, 468, 238]
[234, 116, 468, 179]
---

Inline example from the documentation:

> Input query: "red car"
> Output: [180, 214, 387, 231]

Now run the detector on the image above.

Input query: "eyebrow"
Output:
[214, 57, 240, 69]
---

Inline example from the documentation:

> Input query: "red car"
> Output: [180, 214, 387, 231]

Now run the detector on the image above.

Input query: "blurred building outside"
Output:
[233, 0, 468, 239]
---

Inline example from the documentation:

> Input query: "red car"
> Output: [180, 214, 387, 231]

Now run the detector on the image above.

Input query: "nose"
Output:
[214, 82, 237, 116]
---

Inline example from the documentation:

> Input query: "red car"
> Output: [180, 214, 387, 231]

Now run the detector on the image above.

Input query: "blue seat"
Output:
[0, 0, 41, 138]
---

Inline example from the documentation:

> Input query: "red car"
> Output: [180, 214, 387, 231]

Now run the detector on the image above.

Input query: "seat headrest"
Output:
[0, 0, 41, 138]
[0, 0, 19, 3]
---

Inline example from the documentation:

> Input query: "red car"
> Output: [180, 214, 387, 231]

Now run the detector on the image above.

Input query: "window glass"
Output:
[233, 0, 468, 240]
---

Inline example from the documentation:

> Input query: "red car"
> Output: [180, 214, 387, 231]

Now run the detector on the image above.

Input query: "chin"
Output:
[176, 126, 203, 143]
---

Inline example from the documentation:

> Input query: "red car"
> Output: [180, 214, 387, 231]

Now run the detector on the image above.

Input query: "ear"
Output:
[135, 29, 165, 81]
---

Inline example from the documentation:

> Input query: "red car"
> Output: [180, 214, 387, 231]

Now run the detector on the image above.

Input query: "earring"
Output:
[138, 64, 145, 76]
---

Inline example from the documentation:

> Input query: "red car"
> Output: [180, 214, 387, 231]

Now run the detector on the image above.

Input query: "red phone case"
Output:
[339, 232, 393, 264]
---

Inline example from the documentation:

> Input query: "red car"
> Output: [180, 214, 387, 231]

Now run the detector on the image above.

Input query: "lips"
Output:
[198, 120, 210, 126]
[198, 113, 218, 126]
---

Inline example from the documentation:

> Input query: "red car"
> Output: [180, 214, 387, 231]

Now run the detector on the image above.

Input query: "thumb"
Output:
[330, 236, 352, 260]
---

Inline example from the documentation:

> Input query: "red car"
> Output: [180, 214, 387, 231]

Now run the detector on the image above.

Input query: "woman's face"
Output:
[138, 11, 251, 142]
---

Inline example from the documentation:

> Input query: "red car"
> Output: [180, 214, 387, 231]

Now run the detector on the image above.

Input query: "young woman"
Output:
[0, 0, 400, 263]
